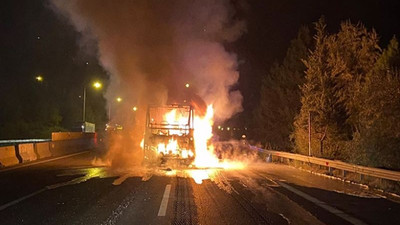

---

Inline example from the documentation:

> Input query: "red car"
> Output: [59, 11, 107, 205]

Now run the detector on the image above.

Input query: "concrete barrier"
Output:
[0, 134, 96, 168]
[36, 142, 51, 159]
[0, 145, 19, 167]
[18, 143, 37, 162]
[49, 141, 64, 157]
[52, 132, 95, 141]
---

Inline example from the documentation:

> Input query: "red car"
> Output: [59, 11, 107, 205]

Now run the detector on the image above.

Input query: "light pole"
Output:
[308, 111, 311, 156]
[82, 81, 102, 122]
[83, 87, 86, 122]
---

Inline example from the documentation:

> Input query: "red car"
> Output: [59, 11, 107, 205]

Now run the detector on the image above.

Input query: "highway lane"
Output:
[0, 151, 399, 225]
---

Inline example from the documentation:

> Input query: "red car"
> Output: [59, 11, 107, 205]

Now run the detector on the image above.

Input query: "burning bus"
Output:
[143, 104, 196, 165]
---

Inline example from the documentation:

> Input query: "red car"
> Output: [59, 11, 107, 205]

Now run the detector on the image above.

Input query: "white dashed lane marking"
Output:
[158, 184, 172, 216]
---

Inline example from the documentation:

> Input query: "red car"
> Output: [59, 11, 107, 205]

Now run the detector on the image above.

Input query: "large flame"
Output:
[190, 105, 245, 184]
[164, 109, 189, 136]
[193, 105, 219, 168]
[142, 104, 245, 184]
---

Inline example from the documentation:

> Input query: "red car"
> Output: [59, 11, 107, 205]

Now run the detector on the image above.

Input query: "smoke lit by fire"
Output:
[50, 0, 247, 183]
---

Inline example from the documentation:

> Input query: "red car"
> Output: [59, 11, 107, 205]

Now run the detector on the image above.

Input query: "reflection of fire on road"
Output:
[142, 103, 246, 184]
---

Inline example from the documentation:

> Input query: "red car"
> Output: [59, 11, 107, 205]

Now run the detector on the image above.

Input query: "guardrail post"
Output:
[342, 170, 347, 178]
[266, 154, 272, 163]
[14, 144, 22, 163]
[33, 142, 39, 158]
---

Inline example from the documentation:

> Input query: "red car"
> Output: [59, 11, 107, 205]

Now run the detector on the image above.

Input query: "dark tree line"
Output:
[0, 1, 109, 139]
[255, 18, 400, 169]
[253, 26, 312, 150]
[0, 64, 109, 139]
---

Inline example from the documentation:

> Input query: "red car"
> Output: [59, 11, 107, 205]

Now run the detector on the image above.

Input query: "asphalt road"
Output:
[0, 150, 399, 225]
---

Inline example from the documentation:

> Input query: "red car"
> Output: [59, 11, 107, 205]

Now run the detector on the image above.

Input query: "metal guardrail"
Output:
[0, 139, 51, 147]
[260, 149, 400, 182]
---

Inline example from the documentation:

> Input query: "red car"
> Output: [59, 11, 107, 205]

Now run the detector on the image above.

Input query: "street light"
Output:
[83, 81, 102, 122]
[93, 81, 102, 89]
[108, 96, 123, 120]
[36, 75, 43, 82]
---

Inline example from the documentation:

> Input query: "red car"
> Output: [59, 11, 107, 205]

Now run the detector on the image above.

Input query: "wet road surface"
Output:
[0, 150, 399, 225]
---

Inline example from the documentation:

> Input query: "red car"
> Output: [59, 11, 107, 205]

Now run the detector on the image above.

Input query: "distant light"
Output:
[221, 127, 224, 131]
[116, 97, 122, 102]
[37, 36, 41, 40]
[36, 75, 43, 82]
[217, 125, 221, 130]
[185, 83, 190, 88]
[93, 81, 102, 89]
[86, 62, 89, 65]
[227, 127, 230, 131]
[132, 106, 138, 111]
[242, 134, 246, 139]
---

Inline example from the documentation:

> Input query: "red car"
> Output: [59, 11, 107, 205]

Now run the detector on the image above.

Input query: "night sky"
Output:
[1, 0, 400, 132]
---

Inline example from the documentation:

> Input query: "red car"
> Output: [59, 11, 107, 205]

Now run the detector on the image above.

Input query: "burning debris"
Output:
[142, 103, 246, 167]
[140, 102, 248, 183]
[143, 104, 195, 165]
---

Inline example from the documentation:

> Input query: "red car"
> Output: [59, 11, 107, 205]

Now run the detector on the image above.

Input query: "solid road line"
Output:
[0, 151, 90, 211]
[0, 188, 46, 211]
[158, 184, 172, 216]
[0, 151, 89, 173]
[278, 181, 367, 225]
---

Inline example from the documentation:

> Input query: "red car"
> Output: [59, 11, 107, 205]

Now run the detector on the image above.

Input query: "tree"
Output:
[254, 26, 311, 150]
[350, 37, 400, 169]
[333, 21, 381, 133]
[294, 18, 381, 159]
[294, 18, 345, 158]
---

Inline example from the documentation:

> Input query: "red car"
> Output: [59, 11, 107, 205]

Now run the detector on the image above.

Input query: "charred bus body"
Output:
[143, 104, 195, 165]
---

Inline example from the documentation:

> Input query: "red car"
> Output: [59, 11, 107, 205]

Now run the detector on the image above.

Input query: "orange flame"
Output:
[190, 104, 245, 184]
[193, 105, 219, 167]
[157, 138, 179, 155]
[142, 104, 245, 184]
[164, 109, 189, 136]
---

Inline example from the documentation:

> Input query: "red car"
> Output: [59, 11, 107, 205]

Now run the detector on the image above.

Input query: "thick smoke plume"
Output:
[50, 0, 245, 168]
